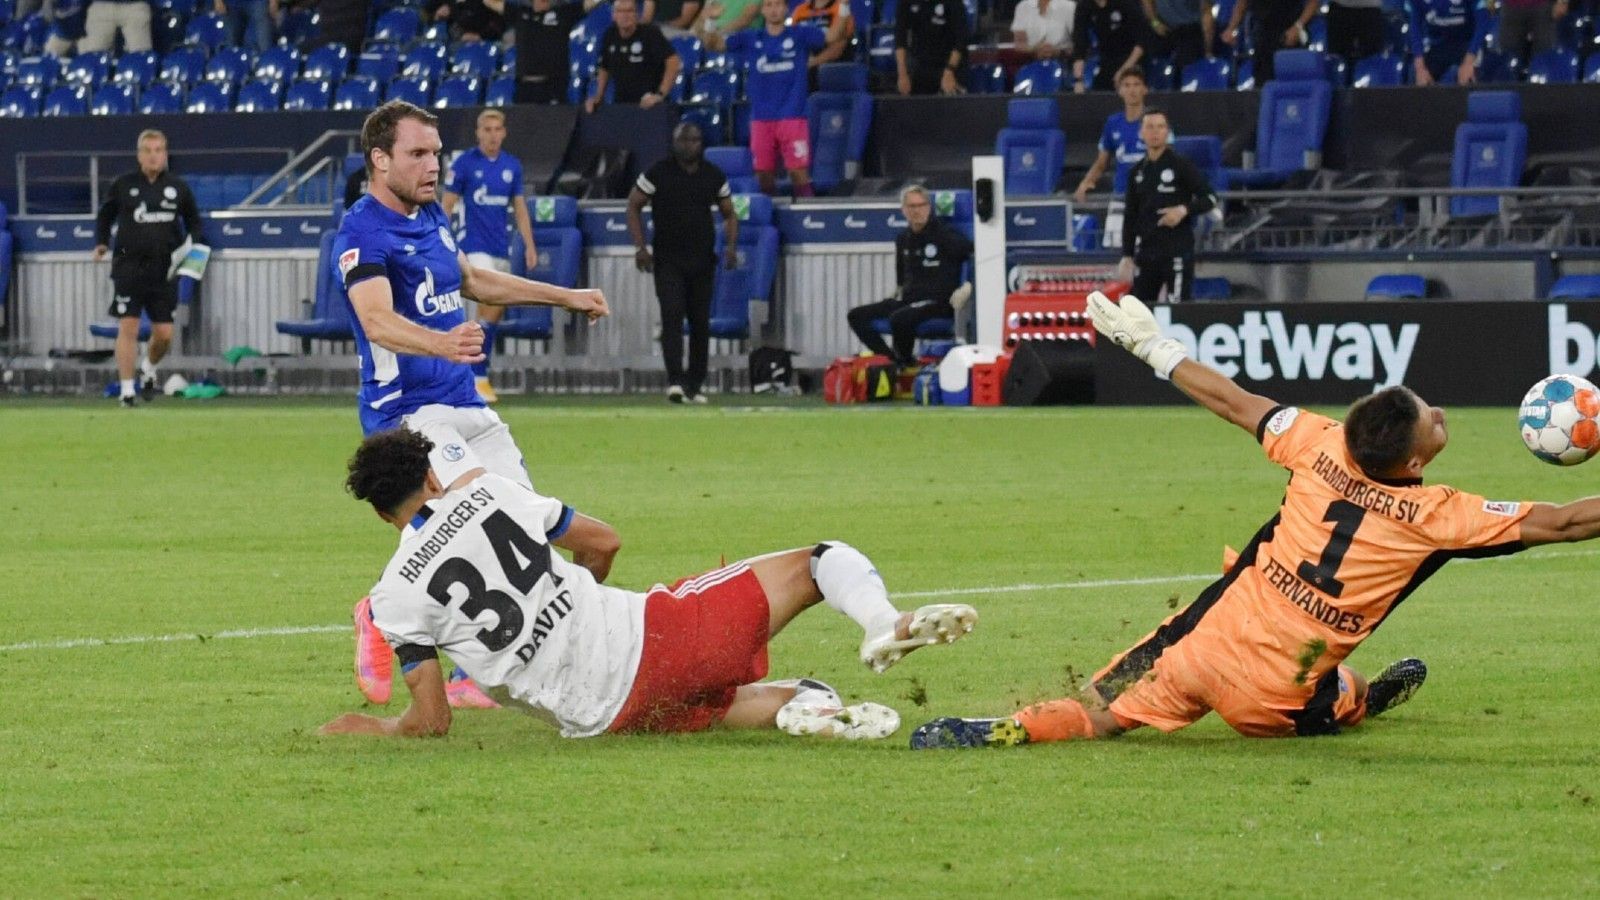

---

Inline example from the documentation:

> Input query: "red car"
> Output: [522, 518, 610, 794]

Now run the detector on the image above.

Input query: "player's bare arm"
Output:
[553, 513, 622, 583]
[1517, 496, 1600, 545]
[457, 251, 610, 321]
[1169, 359, 1279, 436]
[441, 190, 461, 217]
[511, 195, 537, 267]
[349, 276, 485, 364]
[320, 657, 452, 737]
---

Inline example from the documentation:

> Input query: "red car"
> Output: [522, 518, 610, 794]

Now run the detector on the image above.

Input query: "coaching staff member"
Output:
[584, 0, 681, 111]
[491, 0, 600, 103]
[846, 185, 972, 366]
[1118, 108, 1215, 304]
[894, 0, 969, 95]
[627, 122, 738, 404]
[94, 128, 202, 407]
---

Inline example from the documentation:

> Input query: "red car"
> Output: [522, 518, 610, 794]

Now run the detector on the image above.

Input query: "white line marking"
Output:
[5, 547, 1597, 654]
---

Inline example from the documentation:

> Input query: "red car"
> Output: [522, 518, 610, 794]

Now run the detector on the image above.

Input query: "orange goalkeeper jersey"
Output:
[1097, 406, 1531, 712]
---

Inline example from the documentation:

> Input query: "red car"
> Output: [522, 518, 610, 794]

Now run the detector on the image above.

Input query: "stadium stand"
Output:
[806, 63, 872, 196]
[137, 80, 183, 113]
[284, 76, 332, 110]
[1352, 53, 1405, 87]
[433, 73, 481, 108]
[42, 83, 87, 116]
[1181, 57, 1232, 91]
[235, 77, 282, 111]
[484, 73, 514, 106]
[332, 75, 379, 109]
[89, 81, 134, 114]
[996, 97, 1065, 198]
[254, 45, 300, 81]
[300, 42, 349, 82]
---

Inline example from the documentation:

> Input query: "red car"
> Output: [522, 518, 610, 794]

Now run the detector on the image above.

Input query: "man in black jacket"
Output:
[1072, 0, 1148, 91]
[894, 0, 969, 95]
[846, 185, 972, 366]
[93, 129, 202, 406]
[1119, 108, 1215, 304]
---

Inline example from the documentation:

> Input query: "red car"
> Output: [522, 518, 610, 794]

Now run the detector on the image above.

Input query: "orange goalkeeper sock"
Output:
[1014, 698, 1097, 744]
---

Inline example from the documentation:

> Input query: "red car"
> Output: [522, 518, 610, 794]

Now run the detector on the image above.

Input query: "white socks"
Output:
[119, 378, 136, 398]
[810, 542, 899, 638]
[140, 356, 158, 381]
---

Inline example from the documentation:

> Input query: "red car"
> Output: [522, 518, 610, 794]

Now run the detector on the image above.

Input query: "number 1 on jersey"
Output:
[1297, 500, 1366, 598]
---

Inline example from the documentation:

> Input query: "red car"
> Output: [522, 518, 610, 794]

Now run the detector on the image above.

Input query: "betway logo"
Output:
[1156, 308, 1419, 387]
[1548, 304, 1600, 375]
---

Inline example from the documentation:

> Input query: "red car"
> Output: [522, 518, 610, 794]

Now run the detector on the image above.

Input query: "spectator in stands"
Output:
[645, 0, 701, 34]
[442, 109, 538, 405]
[93, 129, 202, 407]
[699, 0, 848, 196]
[493, 0, 602, 103]
[790, 0, 855, 68]
[1326, 0, 1387, 65]
[696, 0, 762, 33]
[76, 0, 152, 53]
[1407, 0, 1490, 85]
[1221, 0, 1318, 83]
[428, 0, 507, 40]
[585, 0, 681, 112]
[1074, 66, 1148, 219]
[1118, 108, 1216, 303]
[1071, 0, 1147, 92]
[894, 0, 970, 94]
[845, 185, 972, 367]
[216, 0, 277, 54]
[319, 0, 370, 54]
[1011, 0, 1075, 61]
[626, 122, 738, 404]
[1141, 0, 1211, 74]
[1498, 0, 1566, 66]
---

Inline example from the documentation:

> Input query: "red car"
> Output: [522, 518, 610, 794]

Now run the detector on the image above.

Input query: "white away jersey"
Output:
[369, 473, 645, 737]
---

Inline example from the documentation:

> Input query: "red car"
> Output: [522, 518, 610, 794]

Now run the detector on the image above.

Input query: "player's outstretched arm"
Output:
[319, 658, 452, 738]
[349, 277, 485, 364]
[1517, 496, 1600, 546]
[1087, 291, 1276, 435]
[457, 251, 610, 322]
[553, 512, 622, 583]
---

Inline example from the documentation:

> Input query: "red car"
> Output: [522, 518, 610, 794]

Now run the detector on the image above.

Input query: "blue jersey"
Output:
[727, 26, 825, 121]
[1099, 111, 1146, 194]
[1407, 0, 1489, 57]
[446, 147, 523, 257]
[333, 195, 484, 434]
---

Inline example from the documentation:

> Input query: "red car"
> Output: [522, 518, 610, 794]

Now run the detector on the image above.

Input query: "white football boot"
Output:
[860, 604, 979, 674]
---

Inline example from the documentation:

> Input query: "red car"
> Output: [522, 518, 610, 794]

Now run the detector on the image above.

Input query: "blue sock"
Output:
[472, 322, 498, 378]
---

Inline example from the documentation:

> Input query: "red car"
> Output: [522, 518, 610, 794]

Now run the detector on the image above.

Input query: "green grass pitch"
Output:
[1, 397, 1596, 896]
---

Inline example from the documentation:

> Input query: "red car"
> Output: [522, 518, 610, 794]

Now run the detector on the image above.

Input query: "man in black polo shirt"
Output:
[584, 0, 681, 111]
[1119, 108, 1216, 303]
[846, 185, 972, 367]
[893, 0, 969, 95]
[92, 128, 202, 407]
[1071, 0, 1149, 91]
[490, 0, 597, 103]
[627, 123, 739, 404]
[1221, 0, 1318, 83]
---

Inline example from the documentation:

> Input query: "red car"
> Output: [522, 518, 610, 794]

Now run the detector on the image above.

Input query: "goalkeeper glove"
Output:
[1086, 291, 1187, 380]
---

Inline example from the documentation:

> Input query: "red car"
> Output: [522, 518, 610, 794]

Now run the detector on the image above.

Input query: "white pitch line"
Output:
[3, 546, 1596, 655]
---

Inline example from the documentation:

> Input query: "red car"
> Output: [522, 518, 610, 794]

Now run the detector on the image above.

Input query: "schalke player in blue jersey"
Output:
[442, 108, 538, 404]
[335, 101, 616, 709]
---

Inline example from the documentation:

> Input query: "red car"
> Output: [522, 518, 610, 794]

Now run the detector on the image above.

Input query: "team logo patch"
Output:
[501, 169, 514, 183]
[535, 197, 556, 222]
[1161, 169, 1175, 183]
[441, 443, 467, 462]
[1482, 500, 1521, 517]
[438, 226, 457, 252]
[164, 186, 177, 199]
[338, 248, 360, 278]
[631, 41, 642, 53]
[924, 244, 937, 258]
[1264, 407, 1300, 436]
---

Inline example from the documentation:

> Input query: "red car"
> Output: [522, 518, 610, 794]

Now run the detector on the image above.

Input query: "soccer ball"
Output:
[1519, 374, 1600, 466]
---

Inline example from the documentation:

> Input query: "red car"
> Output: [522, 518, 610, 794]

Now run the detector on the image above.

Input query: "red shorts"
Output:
[607, 563, 771, 734]
[749, 118, 811, 173]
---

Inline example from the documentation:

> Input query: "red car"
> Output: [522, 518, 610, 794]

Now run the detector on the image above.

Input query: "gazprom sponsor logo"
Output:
[260, 222, 283, 235]
[604, 218, 627, 232]
[1012, 212, 1036, 226]
[844, 215, 866, 229]
[34, 226, 57, 238]
[299, 222, 323, 235]
[802, 215, 824, 230]
[413, 267, 465, 317]
[471, 185, 511, 207]
[223, 224, 245, 236]
[73, 226, 94, 238]
[133, 202, 176, 224]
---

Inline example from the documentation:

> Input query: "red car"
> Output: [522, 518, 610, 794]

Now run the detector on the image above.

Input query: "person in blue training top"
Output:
[442, 108, 538, 404]
[334, 101, 614, 710]
[1074, 67, 1150, 206]
[1408, 0, 1491, 85]
[698, 0, 849, 198]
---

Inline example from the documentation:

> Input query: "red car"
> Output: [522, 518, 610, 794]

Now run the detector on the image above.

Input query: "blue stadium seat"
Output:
[399, 42, 445, 79]
[185, 80, 232, 112]
[1352, 53, 1404, 86]
[355, 45, 400, 82]
[16, 55, 57, 86]
[418, 21, 448, 44]
[276, 230, 356, 350]
[1306, 15, 1327, 51]
[432, 73, 479, 107]
[0, 200, 10, 326]
[0, 49, 18, 75]
[1586, 52, 1600, 83]
[152, 10, 186, 54]
[0, 82, 38, 115]
[385, 74, 430, 105]
[996, 97, 1064, 197]
[1235, 57, 1254, 89]
[63, 51, 109, 87]
[499, 43, 516, 74]
[1548, 274, 1600, 301]
[1181, 56, 1231, 90]
[806, 62, 871, 196]
[679, 104, 724, 143]
[868, 25, 895, 73]
[1080, 55, 1099, 89]
[371, 7, 420, 43]
[301, 42, 349, 82]
[254, 44, 300, 81]
[1365, 273, 1427, 300]
[1171, 134, 1226, 191]
[90, 81, 134, 114]
[499, 197, 584, 342]
[669, 33, 700, 97]
[160, 46, 205, 83]
[1191, 277, 1232, 301]
[966, 62, 1005, 93]
[484, 73, 513, 106]
[235, 77, 282, 110]
[203, 51, 249, 85]
[113, 50, 158, 86]
[138, 80, 183, 112]
[184, 12, 228, 51]
[1144, 58, 1176, 90]
[450, 39, 498, 77]
[7, 12, 47, 55]
[42, 83, 86, 115]
[1225, 50, 1332, 188]
[278, 6, 318, 46]
[1012, 59, 1062, 94]
[333, 75, 379, 109]
[1450, 90, 1525, 218]
[703, 193, 781, 339]
[284, 76, 331, 109]
[705, 145, 760, 194]
[573, 1, 611, 41]
[1527, 47, 1578, 83]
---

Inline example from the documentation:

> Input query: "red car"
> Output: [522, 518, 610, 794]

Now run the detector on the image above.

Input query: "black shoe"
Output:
[139, 375, 157, 400]
[119, 394, 138, 408]
[908, 716, 1030, 750]
[1367, 658, 1427, 717]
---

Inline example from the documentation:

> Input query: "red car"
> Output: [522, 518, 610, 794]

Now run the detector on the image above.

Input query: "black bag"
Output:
[749, 346, 795, 393]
